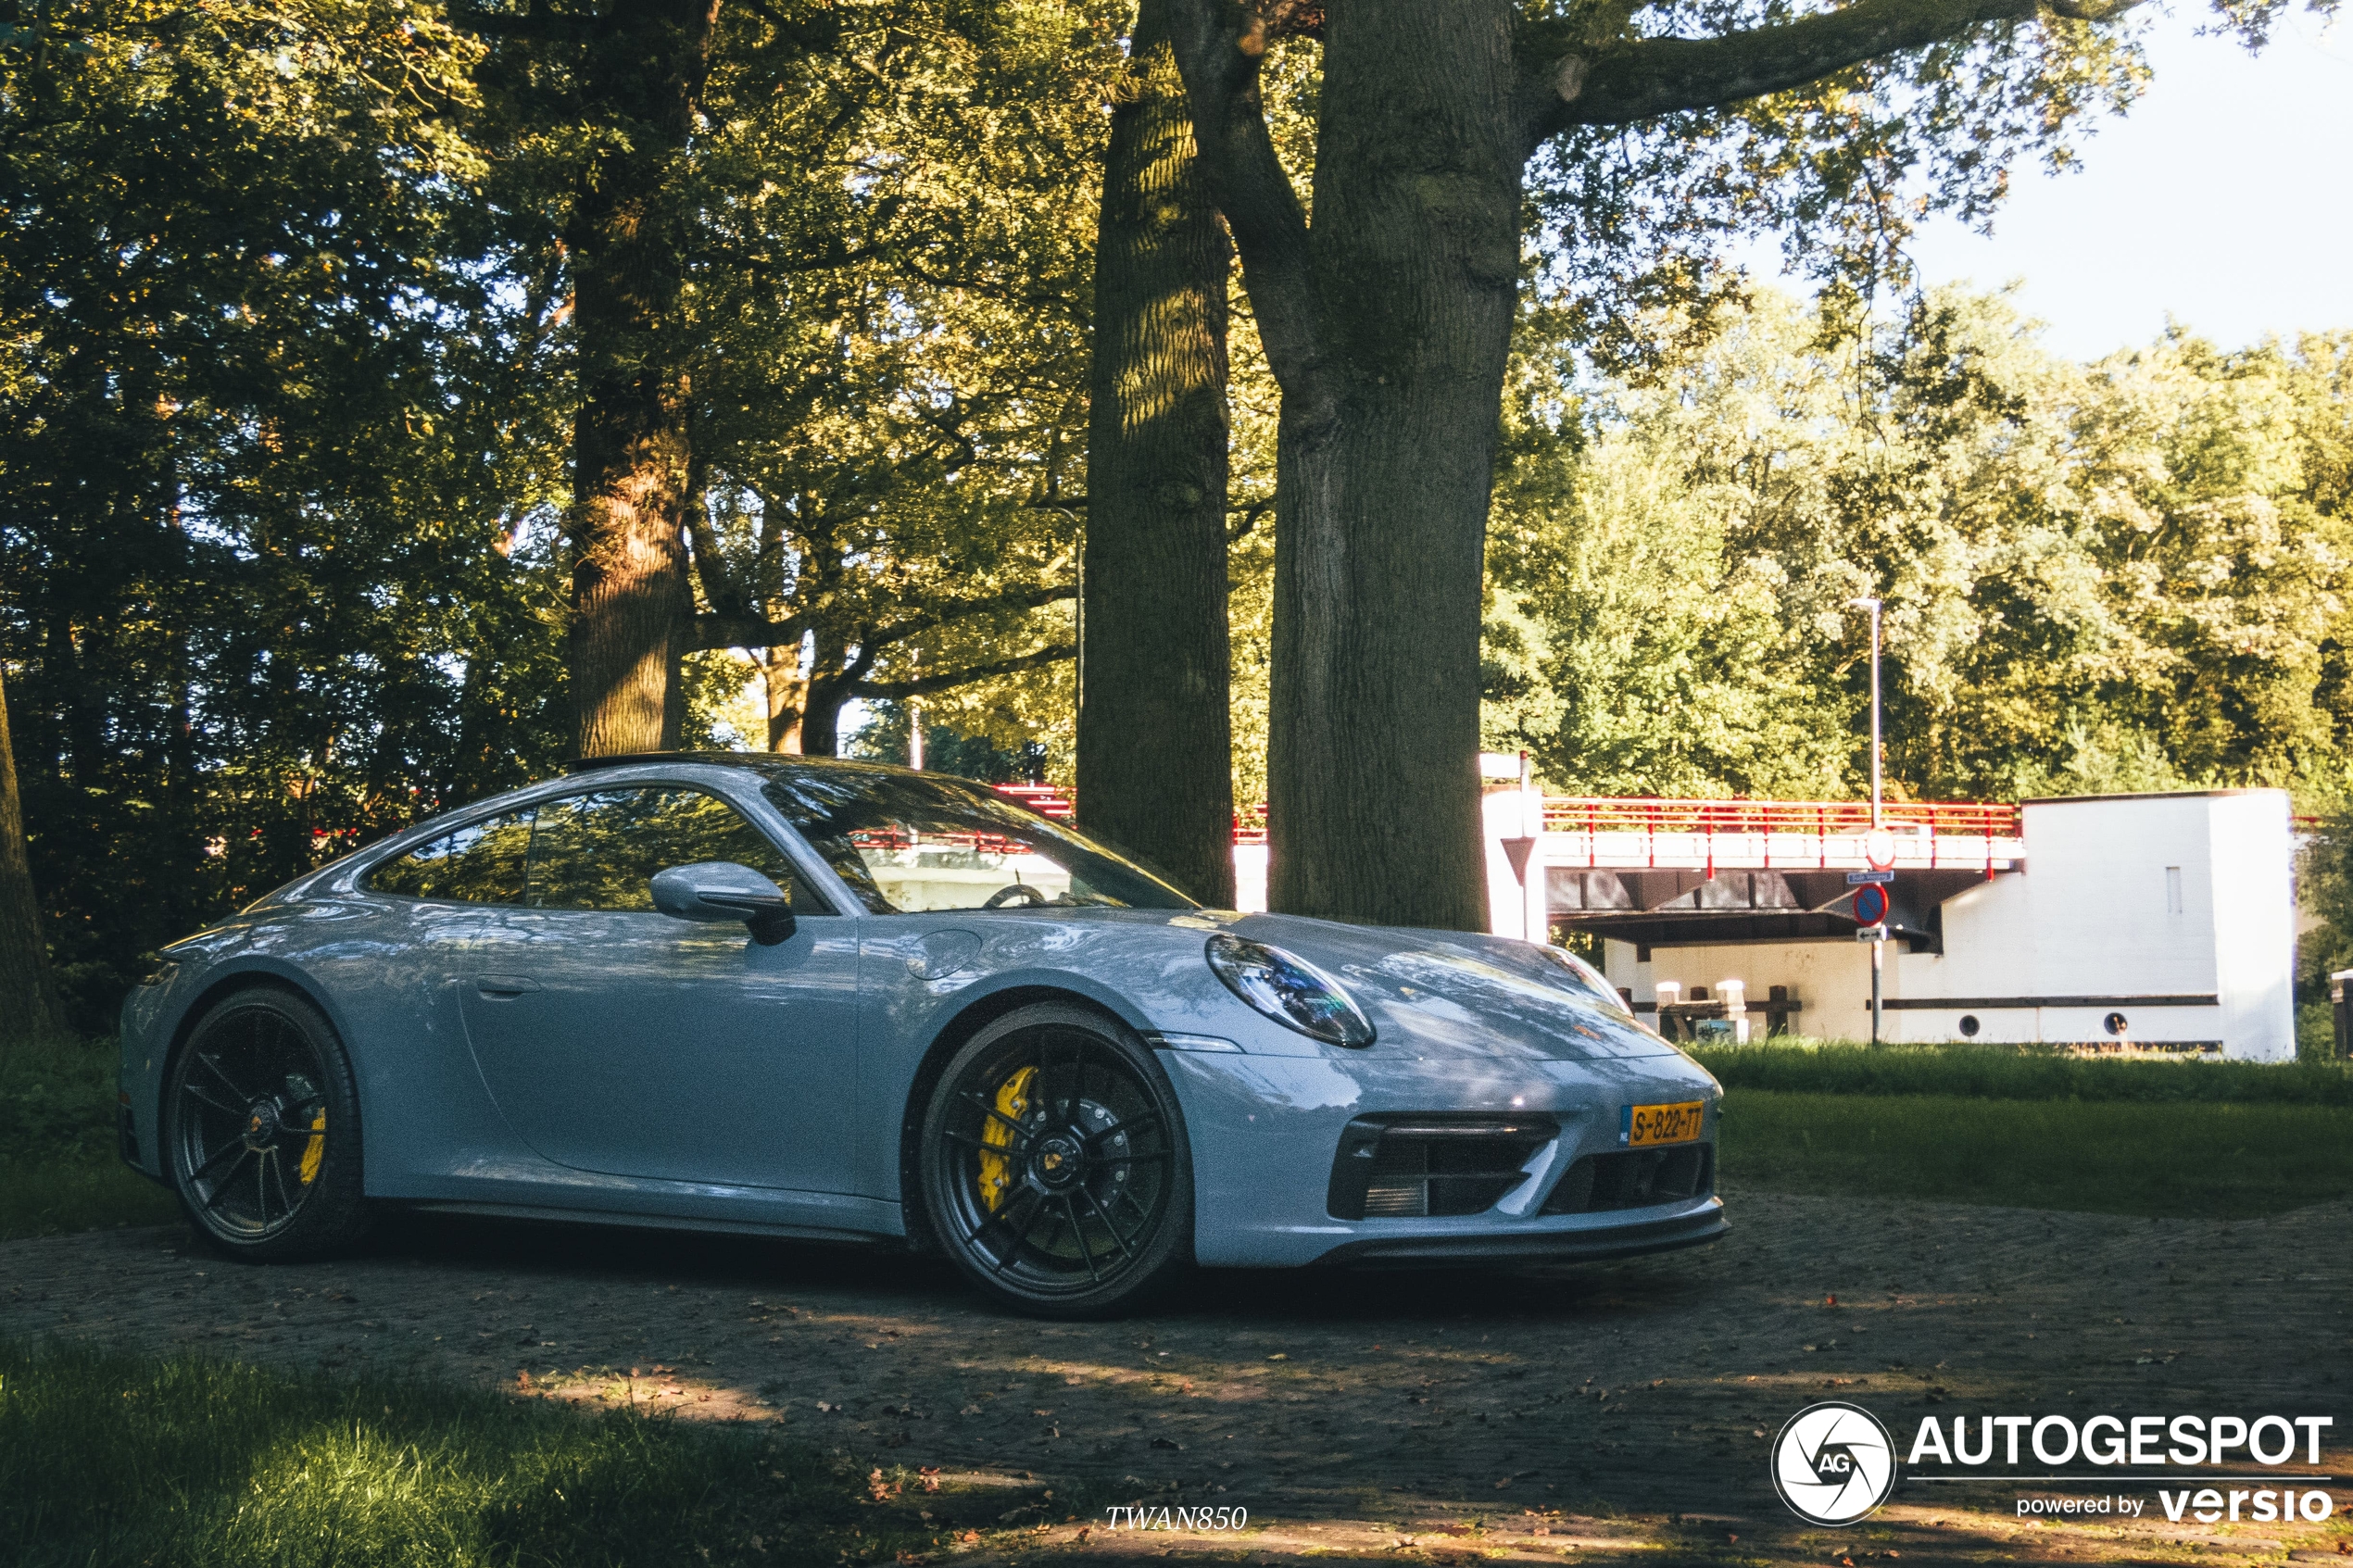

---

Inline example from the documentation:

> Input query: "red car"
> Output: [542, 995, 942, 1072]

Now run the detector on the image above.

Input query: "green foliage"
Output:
[2296, 1001, 2341, 1064]
[1690, 1039, 2353, 1105]
[2, 0, 1125, 1021]
[1524, 0, 2332, 369]
[1487, 288, 2353, 809]
[1718, 1089, 2353, 1218]
[0, 1034, 179, 1238]
[0, 1341, 939, 1567]
[638, 0, 1122, 763]
[2297, 818, 2353, 1002]
[2, 0, 570, 1023]
[849, 701, 1044, 784]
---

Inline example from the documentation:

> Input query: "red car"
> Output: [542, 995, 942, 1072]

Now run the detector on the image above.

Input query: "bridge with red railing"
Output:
[994, 785, 2025, 873]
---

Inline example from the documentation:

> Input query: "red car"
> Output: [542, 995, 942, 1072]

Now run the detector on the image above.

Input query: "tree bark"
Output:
[0, 665, 66, 1041]
[1259, 0, 1518, 931]
[1157, 0, 2093, 929]
[1078, 0, 1239, 906]
[799, 630, 854, 757]
[565, 0, 721, 758]
[759, 648, 807, 753]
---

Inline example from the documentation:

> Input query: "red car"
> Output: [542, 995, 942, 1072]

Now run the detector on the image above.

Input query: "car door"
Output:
[456, 784, 861, 1194]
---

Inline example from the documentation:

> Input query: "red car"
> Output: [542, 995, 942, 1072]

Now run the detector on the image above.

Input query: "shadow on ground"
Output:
[3, 1188, 2344, 1565]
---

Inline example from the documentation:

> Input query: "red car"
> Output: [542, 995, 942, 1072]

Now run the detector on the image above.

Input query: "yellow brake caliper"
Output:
[975, 1066, 1036, 1212]
[298, 1111, 326, 1185]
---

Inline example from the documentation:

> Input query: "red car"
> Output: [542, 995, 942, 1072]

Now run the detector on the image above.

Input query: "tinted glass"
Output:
[758, 766, 1194, 914]
[369, 810, 535, 904]
[525, 787, 826, 912]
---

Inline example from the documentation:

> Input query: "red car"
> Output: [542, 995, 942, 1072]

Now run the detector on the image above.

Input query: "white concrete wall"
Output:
[1232, 844, 1268, 914]
[2208, 791, 2296, 1061]
[1597, 791, 2296, 1058]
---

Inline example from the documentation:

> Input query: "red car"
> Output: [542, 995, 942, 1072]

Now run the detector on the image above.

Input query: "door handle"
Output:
[475, 973, 542, 998]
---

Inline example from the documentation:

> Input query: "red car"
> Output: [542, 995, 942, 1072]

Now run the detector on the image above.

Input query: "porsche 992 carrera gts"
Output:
[120, 754, 1725, 1316]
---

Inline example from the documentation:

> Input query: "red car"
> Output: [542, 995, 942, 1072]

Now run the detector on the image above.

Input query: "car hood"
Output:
[1216, 912, 1680, 1061]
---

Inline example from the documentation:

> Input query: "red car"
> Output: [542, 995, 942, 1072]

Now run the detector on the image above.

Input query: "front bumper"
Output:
[1159, 1046, 1725, 1269]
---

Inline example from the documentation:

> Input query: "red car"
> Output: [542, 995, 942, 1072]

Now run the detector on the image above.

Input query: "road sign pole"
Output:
[1871, 934, 1882, 1047]
[1851, 595, 1887, 1047]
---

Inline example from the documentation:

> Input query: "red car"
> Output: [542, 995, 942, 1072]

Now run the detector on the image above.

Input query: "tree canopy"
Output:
[2, 0, 2346, 1026]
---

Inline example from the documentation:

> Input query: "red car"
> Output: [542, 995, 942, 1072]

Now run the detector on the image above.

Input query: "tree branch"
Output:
[1161, 0, 1339, 434]
[856, 581, 1077, 655]
[690, 610, 809, 652]
[697, 581, 1075, 658]
[1519, 0, 2146, 152]
[733, 0, 842, 56]
[846, 644, 1076, 700]
[447, 2, 598, 44]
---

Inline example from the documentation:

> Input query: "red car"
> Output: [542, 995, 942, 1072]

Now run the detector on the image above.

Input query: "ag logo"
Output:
[1770, 1401, 1897, 1525]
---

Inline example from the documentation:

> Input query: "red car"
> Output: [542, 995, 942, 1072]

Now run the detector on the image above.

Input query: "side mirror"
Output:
[650, 861, 798, 947]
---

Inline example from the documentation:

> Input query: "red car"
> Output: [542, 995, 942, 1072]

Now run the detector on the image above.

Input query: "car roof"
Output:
[565, 750, 908, 780]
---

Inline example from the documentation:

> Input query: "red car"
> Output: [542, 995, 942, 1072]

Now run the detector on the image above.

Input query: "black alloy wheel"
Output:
[919, 1003, 1192, 1317]
[165, 987, 369, 1261]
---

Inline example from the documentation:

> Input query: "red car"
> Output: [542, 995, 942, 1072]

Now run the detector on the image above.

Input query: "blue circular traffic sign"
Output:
[1852, 884, 1889, 926]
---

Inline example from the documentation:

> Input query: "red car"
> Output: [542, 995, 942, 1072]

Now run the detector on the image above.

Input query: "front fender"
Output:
[119, 949, 353, 1181]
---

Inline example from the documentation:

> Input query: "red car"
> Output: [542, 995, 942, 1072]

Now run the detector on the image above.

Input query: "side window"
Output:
[368, 810, 535, 904]
[524, 788, 830, 913]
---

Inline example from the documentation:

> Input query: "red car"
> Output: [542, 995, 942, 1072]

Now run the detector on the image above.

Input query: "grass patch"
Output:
[0, 1034, 180, 1240]
[1718, 1088, 2353, 1218]
[1691, 1038, 2353, 1105]
[0, 1339, 1020, 1568]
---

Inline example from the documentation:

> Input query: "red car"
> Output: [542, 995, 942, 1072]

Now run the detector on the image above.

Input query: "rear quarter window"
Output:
[367, 810, 535, 904]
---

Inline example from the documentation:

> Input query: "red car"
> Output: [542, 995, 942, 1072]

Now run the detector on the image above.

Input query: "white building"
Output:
[1472, 783, 2296, 1060]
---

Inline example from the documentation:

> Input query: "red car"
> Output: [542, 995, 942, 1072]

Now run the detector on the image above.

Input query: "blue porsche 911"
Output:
[119, 754, 1725, 1316]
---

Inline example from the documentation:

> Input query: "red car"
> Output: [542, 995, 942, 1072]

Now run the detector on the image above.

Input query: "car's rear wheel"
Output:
[164, 987, 369, 1261]
[919, 1003, 1192, 1318]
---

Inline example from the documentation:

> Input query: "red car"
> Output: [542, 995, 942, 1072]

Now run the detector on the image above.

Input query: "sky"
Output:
[1743, 4, 2353, 361]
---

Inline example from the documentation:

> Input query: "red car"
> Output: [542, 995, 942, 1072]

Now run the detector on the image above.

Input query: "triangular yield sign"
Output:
[1500, 835, 1538, 885]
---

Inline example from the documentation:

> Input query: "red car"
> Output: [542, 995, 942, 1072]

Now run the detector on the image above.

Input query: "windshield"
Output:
[758, 764, 1196, 914]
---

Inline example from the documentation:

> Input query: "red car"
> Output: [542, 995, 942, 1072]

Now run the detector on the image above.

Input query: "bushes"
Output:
[0, 1034, 179, 1240]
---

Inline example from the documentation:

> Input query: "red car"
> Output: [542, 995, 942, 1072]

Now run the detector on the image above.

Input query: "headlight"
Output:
[1204, 934, 1376, 1048]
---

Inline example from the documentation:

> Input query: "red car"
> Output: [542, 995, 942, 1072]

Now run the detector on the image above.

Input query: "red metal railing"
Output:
[1539, 796, 2021, 839]
[992, 784, 1076, 821]
[994, 785, 2023, 847]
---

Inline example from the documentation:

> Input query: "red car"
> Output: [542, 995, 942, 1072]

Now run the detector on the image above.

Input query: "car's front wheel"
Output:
[918, 1003, 1192, 1317]
[164, 986, 369, 1261]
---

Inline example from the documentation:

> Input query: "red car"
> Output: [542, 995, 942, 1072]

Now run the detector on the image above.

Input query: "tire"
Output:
[918, 1002, 1193, 1318]
[163, 986, 370, 1261]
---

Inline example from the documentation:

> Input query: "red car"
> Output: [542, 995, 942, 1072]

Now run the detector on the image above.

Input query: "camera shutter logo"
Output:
[1771, 1401, 1898, 1525]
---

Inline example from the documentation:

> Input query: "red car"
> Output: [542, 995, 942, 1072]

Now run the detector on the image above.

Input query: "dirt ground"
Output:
[4, 1184, 2346, 1566]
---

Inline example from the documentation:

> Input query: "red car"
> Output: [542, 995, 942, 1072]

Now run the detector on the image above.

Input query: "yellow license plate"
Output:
[1624, 1100, 1705, 1148]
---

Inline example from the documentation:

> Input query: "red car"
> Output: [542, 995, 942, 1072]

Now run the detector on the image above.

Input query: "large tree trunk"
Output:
[799, 629, 853, 756]
[1076, 0, 1238, 906]
[760, 648, 807, 753]
[799, 682, 849, 758]
[1259, 0, 1518, 930]
[565, 0, 721, 758]
[0, 666, 66, 1041]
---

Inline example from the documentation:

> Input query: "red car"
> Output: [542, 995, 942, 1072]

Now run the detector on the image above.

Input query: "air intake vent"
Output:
[1541, 1144, 1713, 1214]
[1327, 1116, 1556, 1221]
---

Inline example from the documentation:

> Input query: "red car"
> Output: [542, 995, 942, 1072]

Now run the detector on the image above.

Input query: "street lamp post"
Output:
[1851, 596, 1884, 1047]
